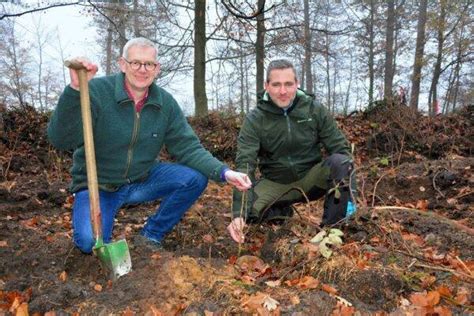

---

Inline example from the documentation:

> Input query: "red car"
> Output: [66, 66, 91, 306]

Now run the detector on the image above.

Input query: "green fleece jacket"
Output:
[232, 89, 351, 216]
[48, 73, 227, 192]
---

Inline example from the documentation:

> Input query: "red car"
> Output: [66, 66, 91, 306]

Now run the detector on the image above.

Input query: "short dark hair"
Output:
[266, 59, 298, 83]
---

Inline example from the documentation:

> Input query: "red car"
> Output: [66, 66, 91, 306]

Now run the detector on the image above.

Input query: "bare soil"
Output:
[1, 106, 473, 315]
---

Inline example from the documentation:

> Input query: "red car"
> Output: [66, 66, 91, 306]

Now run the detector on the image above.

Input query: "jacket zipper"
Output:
[284, 110, 297, 179]
[124, 110, 141, 181]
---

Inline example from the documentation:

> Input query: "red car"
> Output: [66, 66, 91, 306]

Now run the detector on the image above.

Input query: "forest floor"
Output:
[0, 105, 473, 315]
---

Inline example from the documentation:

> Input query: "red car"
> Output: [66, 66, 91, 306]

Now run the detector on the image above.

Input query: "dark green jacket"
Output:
[48, 73, 227, 192]
[232, 89, 350, 216]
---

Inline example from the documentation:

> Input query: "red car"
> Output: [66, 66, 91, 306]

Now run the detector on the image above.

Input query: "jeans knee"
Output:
[191, 171, 208, 194]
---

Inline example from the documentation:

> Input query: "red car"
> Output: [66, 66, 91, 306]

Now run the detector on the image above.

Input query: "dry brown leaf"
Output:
[454, 287, 470, 305]
[433, 306, 453, 316]
[436, 285, 452, 297]
[145, 304, 165, 316]
[409, 292, 428, 307]
[415, 199, 429, 211]
[15, 302, 29, 316]
[59, 271, 67, 282]
[420, 275, 436, 289]
[290, 295, 300, 305]
[401, 232, 425, 246]
[286, 276, 319, 289]
[265, 280, 281, 288]
[93, 284, 103, 292]
[122, 306, 135, 316]
[322, 283, 338, 295]
[426, 290, 440, 306]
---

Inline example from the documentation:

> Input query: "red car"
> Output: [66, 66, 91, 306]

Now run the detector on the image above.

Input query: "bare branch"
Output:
[1, 2, 81, 20]
[221, 0, 277, 20]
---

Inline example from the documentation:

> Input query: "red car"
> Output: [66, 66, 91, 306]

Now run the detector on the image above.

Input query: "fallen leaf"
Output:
[426, 290, 440, 306]
[122, 306, 135, 316]
[285, 275, 319, 289]
[436, 285, 452, 297]
[0, 241, 7, 247]
[228, 255, 238, 265]
[202, 234, 214, 243]
[290, 295, 300, 305]
[409, 292, 428, 307]
[263, 296, 279, 311]
[59, 271, 67, 282]
[415, 199, 429, 211]
[454, 287, 469, 305]
[265, 280, 281, 288]
[322, 284, 338, 295]
[15, 302, 29, 316]
[93, 284, 103, 292]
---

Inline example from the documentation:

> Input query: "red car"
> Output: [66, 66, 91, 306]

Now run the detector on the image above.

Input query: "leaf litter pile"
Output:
[0, 105, 472, 315]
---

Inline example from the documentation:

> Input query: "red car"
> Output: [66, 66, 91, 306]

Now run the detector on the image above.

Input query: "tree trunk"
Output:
[255, 0, 266, 93]
[428, 0, 446, 116]
[105, 28, 113, 75]
[194, 0, 208, 117]
[368, 0, 375, 107]
[303, 0, 313, 93]
[383, 0, 395, 105]
[239, 52, 245, 114]
[325, 32, 331, 112]
[409, 0, 428, 111]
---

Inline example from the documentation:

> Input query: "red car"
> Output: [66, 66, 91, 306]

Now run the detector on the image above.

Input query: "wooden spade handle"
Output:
[64, 60, 103, 242]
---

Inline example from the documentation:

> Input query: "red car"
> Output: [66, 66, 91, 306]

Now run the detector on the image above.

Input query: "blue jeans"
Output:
[72, 163, 208, 253]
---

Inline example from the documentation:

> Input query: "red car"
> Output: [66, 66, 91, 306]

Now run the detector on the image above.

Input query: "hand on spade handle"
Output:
[65, 58, 98, 91]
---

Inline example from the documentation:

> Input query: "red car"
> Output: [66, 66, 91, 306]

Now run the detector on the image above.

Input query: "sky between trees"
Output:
[1, 0, 472, 116]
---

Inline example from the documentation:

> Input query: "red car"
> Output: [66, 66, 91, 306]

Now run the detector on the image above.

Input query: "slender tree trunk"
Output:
[428, 1, 446, 116]
[133, 0, 140, 37]
[239, 51, 245, 114]
[105, 28, 113, 75]
[384, 0, 395, 105]
[245, 55, 250, 112]
[194, 0, 208, 117]
[409, 0, 428, 111]
[255, 0, 266, 93]
[368, 0, 375, 107]
[325, 32, 331, 111]
[303, 0, 313, 93]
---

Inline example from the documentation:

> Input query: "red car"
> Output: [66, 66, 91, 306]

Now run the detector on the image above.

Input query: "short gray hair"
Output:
[266, 59, 298, 83]
[122, 37, 158, 61]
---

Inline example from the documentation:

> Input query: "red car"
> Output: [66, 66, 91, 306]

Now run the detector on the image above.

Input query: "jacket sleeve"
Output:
[163, 100, 226, 182]
[47, 86, 86, 150]
[313, 103, 351, 157]
[232, 115, 260, 218]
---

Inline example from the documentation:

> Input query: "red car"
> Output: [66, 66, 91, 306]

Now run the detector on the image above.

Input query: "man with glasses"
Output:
[48, 37, 251, 253]
[227, 59, 356, 243]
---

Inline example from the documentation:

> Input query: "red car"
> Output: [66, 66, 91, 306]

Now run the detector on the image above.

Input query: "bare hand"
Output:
[227, 217, 246, 243]
[224, 170, 252, 191]
[68, 57, 99, 90]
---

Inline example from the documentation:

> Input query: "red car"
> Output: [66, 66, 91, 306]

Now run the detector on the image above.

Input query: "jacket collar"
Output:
[258, 89, 310, 118]
[114, 73, 162, 109]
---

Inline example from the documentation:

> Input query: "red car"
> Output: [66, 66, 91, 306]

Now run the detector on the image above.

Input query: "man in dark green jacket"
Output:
[48, 37, 251, 253]
[228, 59, 356, 243]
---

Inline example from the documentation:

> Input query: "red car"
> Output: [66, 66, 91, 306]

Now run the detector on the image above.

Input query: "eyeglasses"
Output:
[123, 58, 158, 71]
